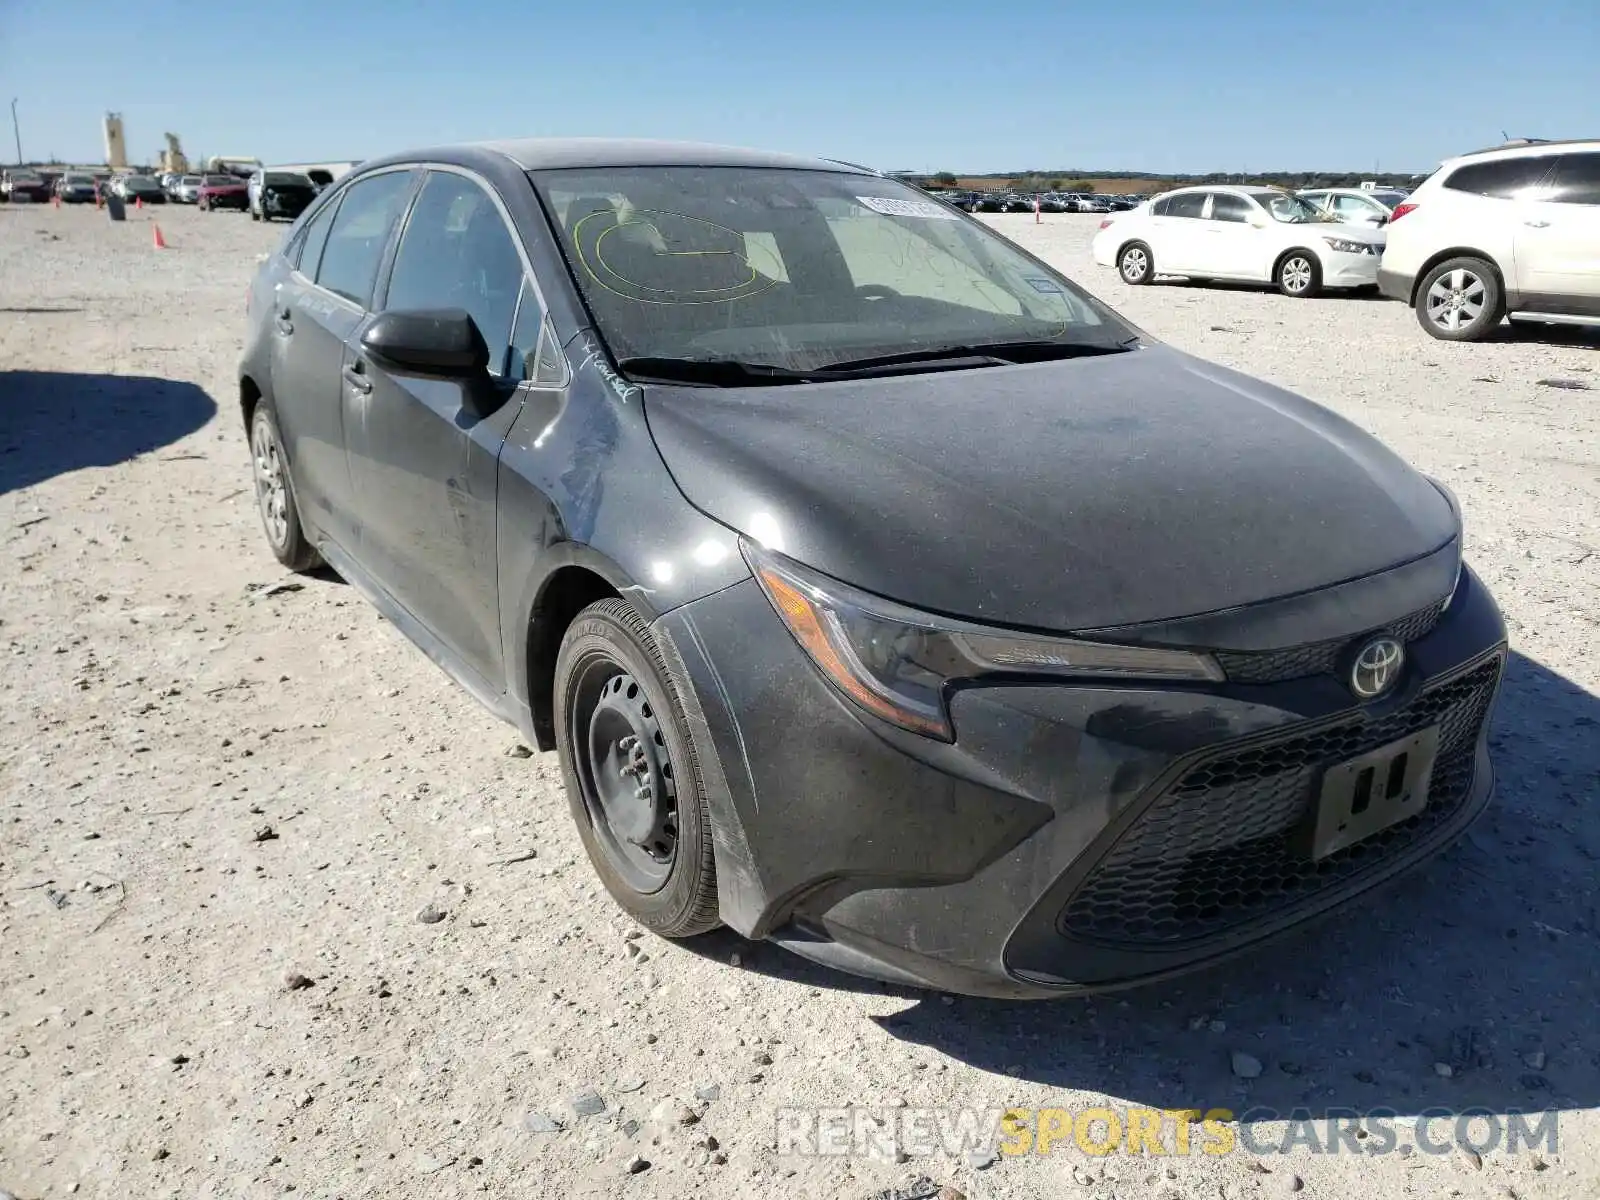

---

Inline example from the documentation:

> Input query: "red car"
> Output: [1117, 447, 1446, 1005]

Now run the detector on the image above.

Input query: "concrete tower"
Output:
[103, 112, 127, 169]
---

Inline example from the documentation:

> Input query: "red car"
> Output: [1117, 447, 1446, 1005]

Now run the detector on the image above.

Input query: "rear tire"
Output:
[249, 401, 322, 572]
[553, 599, 720, 939]
[1415, 257, 1503, 341]
[1276, 251, 1321, 298]
[1118, 242, 1153, 285]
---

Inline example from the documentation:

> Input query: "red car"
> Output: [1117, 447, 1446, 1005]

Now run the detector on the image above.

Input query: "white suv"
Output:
[1378, 139, 1600, 340]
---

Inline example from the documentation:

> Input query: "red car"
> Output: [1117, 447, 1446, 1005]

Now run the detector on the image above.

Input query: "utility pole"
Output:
[10, 99, 21, 165]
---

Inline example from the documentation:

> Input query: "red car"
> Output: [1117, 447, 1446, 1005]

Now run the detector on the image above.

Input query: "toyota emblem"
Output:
[1349, 636, 1404, 699]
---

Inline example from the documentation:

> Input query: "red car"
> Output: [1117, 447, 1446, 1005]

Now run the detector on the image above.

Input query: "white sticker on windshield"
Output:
[855, 195, 961, 220]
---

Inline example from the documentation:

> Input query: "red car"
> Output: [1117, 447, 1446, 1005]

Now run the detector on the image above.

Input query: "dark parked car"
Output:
[241, 139, 1505, 998]
[249, 170, 317, 221]
[54, 173, 98, 204]
[197, 175, 248, 211]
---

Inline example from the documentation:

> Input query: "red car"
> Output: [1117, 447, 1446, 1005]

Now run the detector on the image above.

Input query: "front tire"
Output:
[1416, 257, 1503, 341]
[1118, 241, 1153, 285]
[249, 402, 322, 572]
[553, 599, 720, 939]
[1276, 251, 1321, 298]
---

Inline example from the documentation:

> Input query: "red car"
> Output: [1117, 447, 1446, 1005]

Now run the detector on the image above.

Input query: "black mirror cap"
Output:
[361, 309, 490, 379]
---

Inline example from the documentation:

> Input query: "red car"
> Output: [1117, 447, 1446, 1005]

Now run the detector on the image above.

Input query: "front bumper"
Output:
[660, 565, 1506, 998]
[1321, 249, 1383, 288]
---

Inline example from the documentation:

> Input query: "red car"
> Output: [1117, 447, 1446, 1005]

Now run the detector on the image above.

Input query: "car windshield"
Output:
[1371, 190, 1408, 208]
[11, 171, 40, 182]
[181, 176, 200, 184]
[65, 175, 92, 185]
[125, 177, 158, 190]
[264, 172, 311, 187]
[531, 165, 1130, 373]
[204, 175, 236, 186]
[1249, 192, 1329, 223]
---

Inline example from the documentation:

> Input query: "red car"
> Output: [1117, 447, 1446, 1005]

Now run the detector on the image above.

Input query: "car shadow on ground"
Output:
[694, 650, 1600, 1120]
[0, 370, 217, 496]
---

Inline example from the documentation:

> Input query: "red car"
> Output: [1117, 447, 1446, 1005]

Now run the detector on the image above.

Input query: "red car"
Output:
[197, 174, 249, 212]
[2, 170, 51, 203]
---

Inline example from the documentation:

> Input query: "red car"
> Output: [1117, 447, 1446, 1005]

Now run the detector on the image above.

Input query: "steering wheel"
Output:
[856, 284, 901, 302]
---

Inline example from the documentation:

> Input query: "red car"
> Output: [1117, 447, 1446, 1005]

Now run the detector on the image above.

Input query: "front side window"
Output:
[384, 171, 525, 375]
[532, 166, 1127, 373]
[1330, 194, 1382, 221]
[316, 171, 414, 307]
[1547, 152, 1600, 205]
[1207, 193, 1254, 223]
[1248, 192, 1328, 223]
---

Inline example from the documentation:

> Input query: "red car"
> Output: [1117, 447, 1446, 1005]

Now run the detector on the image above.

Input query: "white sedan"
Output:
[1091, 185, 1386, 297]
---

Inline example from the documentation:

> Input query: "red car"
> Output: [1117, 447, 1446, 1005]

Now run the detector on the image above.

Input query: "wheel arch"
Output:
[239, 374, 264, 436]
[1272, 245, 1322, 279]
[519, 552, 638, 751]
[1407, 248, 1505, 306]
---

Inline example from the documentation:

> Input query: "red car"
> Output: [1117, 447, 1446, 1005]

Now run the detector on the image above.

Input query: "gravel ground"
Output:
[1, 203, 1597, 1200]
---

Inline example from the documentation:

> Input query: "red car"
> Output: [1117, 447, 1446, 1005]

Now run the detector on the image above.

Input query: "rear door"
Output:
[1148, 192, 1207, 272]
[342, 167, 532, 689]
[268, 170, 416, 549]
[1515, 151, 1600, 313]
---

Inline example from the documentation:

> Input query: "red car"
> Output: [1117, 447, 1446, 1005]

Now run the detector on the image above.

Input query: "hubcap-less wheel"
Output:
[1120, 246, 1149, 283]
[251, 417, 289, 550]
[573, 665, 679, 894]
[1281, 256, 1315, 294]
[1425, 267, 1486, 333]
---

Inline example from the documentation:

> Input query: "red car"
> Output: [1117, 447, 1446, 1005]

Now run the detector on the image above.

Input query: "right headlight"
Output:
[743, 540, 1223, 742]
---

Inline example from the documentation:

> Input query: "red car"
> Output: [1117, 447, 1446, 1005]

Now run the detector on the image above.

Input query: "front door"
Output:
[342, 169, 531, 689]
[1191, 191, 1263, 277]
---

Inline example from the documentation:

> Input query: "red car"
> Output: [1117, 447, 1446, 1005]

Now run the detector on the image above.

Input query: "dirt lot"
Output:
[2, 202, 1598, 1200]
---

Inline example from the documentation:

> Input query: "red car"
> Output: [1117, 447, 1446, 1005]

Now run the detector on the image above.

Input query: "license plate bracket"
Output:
[1307, 725, 1440, 860]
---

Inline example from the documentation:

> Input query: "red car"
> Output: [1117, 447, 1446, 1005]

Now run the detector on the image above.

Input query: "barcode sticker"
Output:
[855, 195, 961, 220]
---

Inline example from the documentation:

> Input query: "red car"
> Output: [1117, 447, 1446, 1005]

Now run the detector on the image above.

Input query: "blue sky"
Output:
[4, 0, 1596, 174]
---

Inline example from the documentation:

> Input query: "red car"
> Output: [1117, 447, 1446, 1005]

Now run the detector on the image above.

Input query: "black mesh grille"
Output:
[1214, 600, 1446, 685]
[1059, 654, 1501, 947]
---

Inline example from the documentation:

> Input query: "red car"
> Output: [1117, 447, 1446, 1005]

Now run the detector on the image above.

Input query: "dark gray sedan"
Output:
[240, 138, 1507, 997]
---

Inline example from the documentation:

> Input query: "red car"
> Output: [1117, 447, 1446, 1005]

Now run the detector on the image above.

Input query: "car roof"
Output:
[1161, 183, 1283, 198]
[364, 137, 870, 176]
[1448, 137, 1600, 163]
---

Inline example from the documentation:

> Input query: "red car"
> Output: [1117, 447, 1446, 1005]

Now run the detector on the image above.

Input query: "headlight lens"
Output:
[1321, 237, 1375, 255]
[744, 541, 1223, 741]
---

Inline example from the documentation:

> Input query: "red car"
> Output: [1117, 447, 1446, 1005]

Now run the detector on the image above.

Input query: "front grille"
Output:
[1059, 654, 1501, 947]
[1214, 600, 1445, 685]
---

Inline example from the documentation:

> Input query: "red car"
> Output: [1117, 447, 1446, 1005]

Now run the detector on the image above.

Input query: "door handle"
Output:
[1523, 219, 1551, 229]
[343, 361, 373, 395]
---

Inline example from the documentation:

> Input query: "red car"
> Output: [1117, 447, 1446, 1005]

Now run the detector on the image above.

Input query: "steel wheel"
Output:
[252, 416, 289, 551]
[571, 662, 680, 894]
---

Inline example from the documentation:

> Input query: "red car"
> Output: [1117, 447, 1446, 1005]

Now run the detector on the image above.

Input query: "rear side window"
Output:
[1162, 192, 1206, 219]
[1548, 152, 1600, 205]
[316, 171, 414, 307]
[1442, 155, 1558, 199]
[383, 171, 525, 375]
[294, 199, 338, 277]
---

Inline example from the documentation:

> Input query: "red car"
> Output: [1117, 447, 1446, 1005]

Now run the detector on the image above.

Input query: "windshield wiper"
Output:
[617, 338, 1133, 389]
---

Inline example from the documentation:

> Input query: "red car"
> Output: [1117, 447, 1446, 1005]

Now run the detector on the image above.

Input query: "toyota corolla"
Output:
[240, 139, 1507, 997]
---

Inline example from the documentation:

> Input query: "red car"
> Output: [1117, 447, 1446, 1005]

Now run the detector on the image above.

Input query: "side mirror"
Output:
[361, 309, 489, 380]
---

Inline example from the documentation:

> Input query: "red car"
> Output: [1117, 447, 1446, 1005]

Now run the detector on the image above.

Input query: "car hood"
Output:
[1311, 220, 1386, 244]
[643, 345, 1457, 632]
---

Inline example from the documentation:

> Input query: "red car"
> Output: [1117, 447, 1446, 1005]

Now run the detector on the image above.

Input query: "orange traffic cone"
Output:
[136, 196, 143, 210]
[53, 193, 61, 209]
[152, 225, 167, 250]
